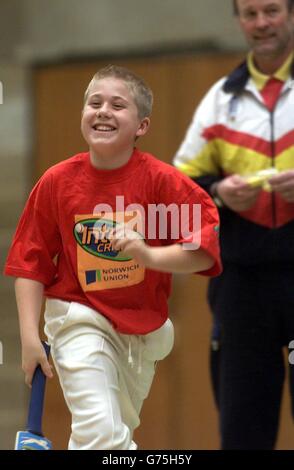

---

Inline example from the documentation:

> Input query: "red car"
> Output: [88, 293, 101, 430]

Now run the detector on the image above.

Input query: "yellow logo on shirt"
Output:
[74, 213, 145, 291]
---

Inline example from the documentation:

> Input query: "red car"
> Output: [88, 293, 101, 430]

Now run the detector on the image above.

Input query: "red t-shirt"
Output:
[5, 149, 221, 334]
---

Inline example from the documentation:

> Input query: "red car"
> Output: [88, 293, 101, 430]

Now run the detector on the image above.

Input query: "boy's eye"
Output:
[87, 101, 100, 108]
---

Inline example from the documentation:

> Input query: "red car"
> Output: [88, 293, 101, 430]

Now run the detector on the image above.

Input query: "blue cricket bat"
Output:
[15, 341, 52, 450]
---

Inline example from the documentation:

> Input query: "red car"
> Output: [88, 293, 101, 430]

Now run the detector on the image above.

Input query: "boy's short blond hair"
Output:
[84, 65, 153, 119]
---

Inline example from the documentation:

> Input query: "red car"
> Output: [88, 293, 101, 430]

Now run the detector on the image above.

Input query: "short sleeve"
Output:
[4, 172, 62, 286]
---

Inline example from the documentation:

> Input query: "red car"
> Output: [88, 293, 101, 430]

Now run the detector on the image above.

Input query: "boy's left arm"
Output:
[112, 170, 222, 276]
[111, 228, 214, 274]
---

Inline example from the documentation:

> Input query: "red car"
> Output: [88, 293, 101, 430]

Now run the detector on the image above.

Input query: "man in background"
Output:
[174, 0, 294, 449]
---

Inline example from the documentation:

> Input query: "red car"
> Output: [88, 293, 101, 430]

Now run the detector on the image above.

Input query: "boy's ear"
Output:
[136, 118, 150, 137]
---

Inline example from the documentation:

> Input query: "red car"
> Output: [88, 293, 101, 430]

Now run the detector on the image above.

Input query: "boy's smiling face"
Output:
[81, 77, 149, 169]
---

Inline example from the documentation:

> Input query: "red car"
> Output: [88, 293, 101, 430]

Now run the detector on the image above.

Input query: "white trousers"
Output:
[44, 299, 174, 450]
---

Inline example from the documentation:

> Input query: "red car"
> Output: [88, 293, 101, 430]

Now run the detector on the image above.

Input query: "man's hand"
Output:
[217, 174, 261, 211]
[269, 170, 294, 202]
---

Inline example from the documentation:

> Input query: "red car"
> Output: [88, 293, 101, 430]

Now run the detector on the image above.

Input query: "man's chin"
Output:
[253, 43, 278, 57]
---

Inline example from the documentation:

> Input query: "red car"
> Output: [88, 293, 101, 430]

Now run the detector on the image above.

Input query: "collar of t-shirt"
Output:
[247, 51, 293, 111]
[84, 147, 143, 184]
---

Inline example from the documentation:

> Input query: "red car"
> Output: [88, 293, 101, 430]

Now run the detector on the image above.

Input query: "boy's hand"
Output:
[22, 339, 53, 387]
[111, 226, 149, 265]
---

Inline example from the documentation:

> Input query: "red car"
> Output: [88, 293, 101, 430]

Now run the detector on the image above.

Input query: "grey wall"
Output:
[0, 64, 30, 450]
[4, 0, 246, 63]
[0, 0, 23, 59]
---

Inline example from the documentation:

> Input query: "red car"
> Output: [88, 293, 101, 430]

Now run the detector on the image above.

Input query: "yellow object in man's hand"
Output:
[244, 168, 279, 190]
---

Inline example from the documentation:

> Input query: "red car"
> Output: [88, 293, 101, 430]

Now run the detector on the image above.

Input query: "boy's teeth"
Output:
[95, 125, 115, 131]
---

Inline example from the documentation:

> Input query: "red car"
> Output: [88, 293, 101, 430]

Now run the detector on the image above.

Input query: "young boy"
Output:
[5, 65, 221, 450]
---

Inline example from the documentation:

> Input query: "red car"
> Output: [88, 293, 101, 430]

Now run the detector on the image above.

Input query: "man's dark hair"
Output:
[233, 0, 294, 15]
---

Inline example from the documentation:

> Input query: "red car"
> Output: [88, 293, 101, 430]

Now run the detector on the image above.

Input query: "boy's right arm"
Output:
[15, 278, 53, 387]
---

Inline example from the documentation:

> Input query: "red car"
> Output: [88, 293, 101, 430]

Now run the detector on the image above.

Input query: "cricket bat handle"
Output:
[27, 341, 50, 436]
